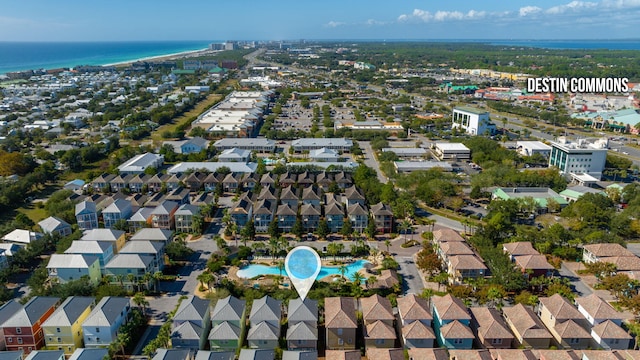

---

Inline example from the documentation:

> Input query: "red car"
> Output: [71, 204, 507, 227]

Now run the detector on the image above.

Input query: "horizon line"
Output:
[3, 38, 640, 43]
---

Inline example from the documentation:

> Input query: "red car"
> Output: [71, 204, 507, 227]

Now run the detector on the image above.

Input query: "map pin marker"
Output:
[285, 246, 321, 300]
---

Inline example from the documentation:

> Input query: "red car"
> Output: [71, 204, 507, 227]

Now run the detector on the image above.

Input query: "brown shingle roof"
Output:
[373, 269, 399, 289]
[579, 350, 623, 360]
[402, 319, 436, 340]
[591, 320, 631, 340]
[600, 256, 640, 271]
[324, 350, 361, 360]
[397, 294, 432, 323]
[324, 297, 357, 329]
[440, 242, 475, 256]
[534, 350, 580, 360]
[433, 228, 465, 242]
[365, 348, 404, 360]
[448, 349, 492, 360]
[583, 243, 635, 258]
[554, 319, 591, 339]
[450, 255, 488, 270]
[514, 255, 555, 271]
[432, 294, 471, 321]
[365, 320, 397, 339]
[539, 294, 583, 321]
[407, 349, 448, 360]
[470, 307, 514, 341]
[489, 349, 537, 360]
[503, 304, 553, 340]
[440, 320, 474, 339]
[360, 294, 394, 323]
[575, 294, 623, 321]
[503, 242, 540, 256]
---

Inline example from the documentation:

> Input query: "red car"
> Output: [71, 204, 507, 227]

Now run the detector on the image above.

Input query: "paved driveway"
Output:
[558, 263, 593, 296]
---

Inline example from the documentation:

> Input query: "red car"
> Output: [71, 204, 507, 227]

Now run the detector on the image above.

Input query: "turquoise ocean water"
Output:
[0, 41, 212, 74]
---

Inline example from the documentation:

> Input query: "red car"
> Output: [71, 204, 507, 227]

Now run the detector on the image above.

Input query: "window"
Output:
[7, 337, 12, 343]
[375, 339, 385, 345]
[96, 327, 100, 333]
[15, 328, 21, 334]
[96, 337, 101, 343]
[56, 327, 61, 333]
[337, 328, 343, 335]
[338, 338, 344, 345]
[348, 338, 353, 344]
[453, 338, 464, 345]
[492, 338, 503, 345]
[17, 338, 22, 344]
[570, 338, 580, 344]
[57, 337, 61, 343]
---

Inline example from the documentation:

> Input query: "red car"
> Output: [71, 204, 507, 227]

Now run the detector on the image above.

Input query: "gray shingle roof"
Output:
[151, 349, 192, 360]
[238, 349, 275, 360]
[282, 351, 318, 360]
[249, 296, 281, 324]
[68, 349, 109, 360]
[171, 321, 203, 341]
[0, 299, 22, 327]
[194, 351, 235, 360]
[208, 321, 241, 340]
[286, 321, 318, 341]
[247, 321, 279, 340]
[288, 298, 318, 323]
[2, 296, 59, 327]
[24, 350, 65, 360]
[42, 297, 95, 327]
[211, 296, 245, 322]
[173, 296, 210, 323]
[83, 297, 130, 327]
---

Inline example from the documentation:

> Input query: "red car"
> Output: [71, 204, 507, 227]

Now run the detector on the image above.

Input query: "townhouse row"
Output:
[0, 296, 131, 356]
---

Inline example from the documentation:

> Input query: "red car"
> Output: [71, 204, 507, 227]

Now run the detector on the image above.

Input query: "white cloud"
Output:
[398, 9, 487, 22]
[324, 21, 345, 28]
[519, 6, 542, 16]
[546, 1, 598, 14]
[602, 0, 640, 8]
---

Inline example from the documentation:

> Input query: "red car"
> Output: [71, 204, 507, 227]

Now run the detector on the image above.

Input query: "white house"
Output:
[82, 297, 131, 348]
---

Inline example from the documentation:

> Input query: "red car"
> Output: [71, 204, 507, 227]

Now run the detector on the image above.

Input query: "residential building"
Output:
[42, 297, 95, 355]
[68, 348, 108, 360]
[325, 297, 358, 350]
[549, 137, 608, 180]
[1, 296, 60, 355]
[2, 229, 43, 247]
[432, 228, 465, 243]
[247, 296, 281, 349]
[503, 304, 553, 349]
[286, 298, 318, 351]
[0, 300, 22, 351]
[447, 255, 487, 284]
[102, 199, 132, 229]
[300, 204, 321, 231]
[175, 204, 201, 233]
[537, 294, 591, 349]
[575, 294, 626, 327]
[213, 138, 276, 153]
[0, 351, 23, 360]
[82, 297, 131, 348]
[431, 294, 473, 349]
[309, 148, 339, 162]
[151, 201, 179, 230]
[23, 350, 64, 360]
[433, 143, 471, 160]
[469, 307, 514, 349]
[64, 241, 114, 271]
[276, 204, 297, 232]
[291, 138, 353, 152]
[170, 296, 211, 350]
[209, 295, 246, 352]
[104, 254, 154, 290]
[282, 350, 318, 360]
[230, 194, 253, 228]
[324, 350, 361, 360]
[194, 351, 234, 360]
[37, 217, 71, 237]
[151, 349, 193, 360]
[238, 349, 275, 360]
[370, 203, 393, 233]
[76, 201, 98, 230]
[582, 243, 635, 264]
[46, 254, 101, 284]
[452, 106, 496, 136]
[119, 240, 165, 272]
[253, 199, 276, 233]
[163, 137, 210, 154]
[167, 162, 258, 175]
[364, 348, 404, 360]
[397, 294, 432, 327]
[80, 229, 126, 252]
[128, 207, 154, 233]
[324, 203, 344, 233]
[361, 294, 396, 349]
[407, 348, 449, 360]
[129, 228, 173, 244]
[347, 203, 368, 233]
[117, 152, 164, 175]
[218, 148, 251, 163]
[590, 320, 631, 350]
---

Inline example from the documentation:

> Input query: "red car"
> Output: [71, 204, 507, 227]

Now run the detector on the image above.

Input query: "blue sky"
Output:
[2, 0, 640, 41]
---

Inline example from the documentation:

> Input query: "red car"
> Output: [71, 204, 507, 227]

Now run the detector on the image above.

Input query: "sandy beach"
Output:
[103, 47, 214, 67]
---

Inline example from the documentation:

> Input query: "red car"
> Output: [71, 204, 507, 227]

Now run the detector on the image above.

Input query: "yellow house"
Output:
[42, 297, 95, 354]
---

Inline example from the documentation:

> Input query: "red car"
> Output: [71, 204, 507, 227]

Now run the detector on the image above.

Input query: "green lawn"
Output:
[150, 93, 222, 143]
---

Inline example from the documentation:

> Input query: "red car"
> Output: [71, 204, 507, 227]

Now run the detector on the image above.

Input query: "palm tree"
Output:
[366, 275, 377, 289]
[327, 242, 344, 262]
[338, 264, 348, 281]
[116, 274, 125, 287]
[132, 292, 149, 315]
[268, 236, 281, 260]
[384, 239, 391, 253]
[352, 272, 364, 287]
[424, 218, 436, 232]
[126, 274, 136, 291]
[276, 260, 285, 284]
[153, 271, 163, 292]
[143, 272, 153, 292]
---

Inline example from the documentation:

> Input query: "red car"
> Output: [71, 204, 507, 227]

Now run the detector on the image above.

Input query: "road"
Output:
[558, 263, 593, 297]
[359, 140, 388, 184]
[396, 256, 423, 295]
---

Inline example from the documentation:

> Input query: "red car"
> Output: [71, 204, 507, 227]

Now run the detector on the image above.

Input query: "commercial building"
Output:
[291, 138, 353, 152]
[517, 141, 552, 158]
[432, 143, 471, 161]
[213, 138, 276, 153]
[117, 153, 164, 175]
[548, 137, 608, 180]
[394, 161, 453, 173]
[452, 107, 496, 136]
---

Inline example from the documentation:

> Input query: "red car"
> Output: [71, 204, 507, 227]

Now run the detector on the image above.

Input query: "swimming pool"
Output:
[236, 259, 370, 280]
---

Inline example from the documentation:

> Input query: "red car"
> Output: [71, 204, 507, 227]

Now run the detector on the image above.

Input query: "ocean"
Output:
[0, 41, 212, 74]
[2, 39, 640, 75]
